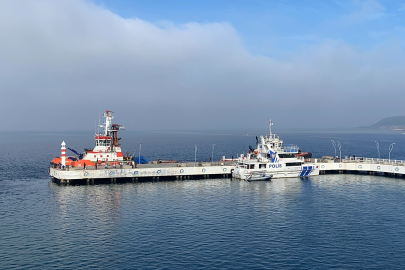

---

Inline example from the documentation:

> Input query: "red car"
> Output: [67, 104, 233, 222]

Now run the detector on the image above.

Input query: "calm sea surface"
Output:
[1, 129, 405, 269]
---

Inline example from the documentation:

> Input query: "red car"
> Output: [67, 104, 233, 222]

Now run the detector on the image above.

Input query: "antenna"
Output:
[269, 119, 273, 136]
[98, 108, 100, 133]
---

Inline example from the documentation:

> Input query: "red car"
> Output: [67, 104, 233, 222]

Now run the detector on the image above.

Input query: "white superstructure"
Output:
[232, 120, 320, 180]
[81, 110, 125, 163]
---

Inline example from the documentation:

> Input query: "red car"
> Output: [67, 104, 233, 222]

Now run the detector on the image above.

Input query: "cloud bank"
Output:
[0, 0, 404, 131]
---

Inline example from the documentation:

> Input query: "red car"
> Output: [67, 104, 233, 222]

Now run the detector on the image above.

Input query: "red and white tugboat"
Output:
[51, 110, 127, 168]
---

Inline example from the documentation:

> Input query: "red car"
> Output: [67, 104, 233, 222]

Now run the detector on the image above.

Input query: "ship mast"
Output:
[98, 110, 125, 148]
[102, 110, 113, 136]
[269, 119, 273, 137]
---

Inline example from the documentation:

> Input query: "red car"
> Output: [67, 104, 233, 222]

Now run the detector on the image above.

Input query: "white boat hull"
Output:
[233, 119, 319, 180]
[233, 163, 320, 180]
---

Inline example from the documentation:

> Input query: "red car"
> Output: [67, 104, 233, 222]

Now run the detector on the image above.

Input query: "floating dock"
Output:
[50, 161, 235, 185]
[318, 157, 405, 177]
[50, 157, 405, 185]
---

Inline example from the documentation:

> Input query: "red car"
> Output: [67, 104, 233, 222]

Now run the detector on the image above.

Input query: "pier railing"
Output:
[53, 160, 237, 171]
[344, 156, 405, 165]
[318, 156, 405, 166]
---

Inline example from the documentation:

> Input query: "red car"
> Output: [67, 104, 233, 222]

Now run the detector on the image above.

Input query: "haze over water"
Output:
[1, 0, 405, 131]
[1, 130, 405, 269]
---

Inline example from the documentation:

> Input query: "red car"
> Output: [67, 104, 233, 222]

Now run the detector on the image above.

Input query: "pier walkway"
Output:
[50, 157, 405, 185]
[50, 161, 235, 185]
[317, 156, 405, 178]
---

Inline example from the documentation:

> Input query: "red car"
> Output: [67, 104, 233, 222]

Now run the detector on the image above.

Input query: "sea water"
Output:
[0, 129, 405, 269]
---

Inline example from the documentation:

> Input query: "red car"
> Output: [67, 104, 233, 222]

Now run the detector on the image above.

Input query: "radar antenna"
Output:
[269, 119, 273, 136]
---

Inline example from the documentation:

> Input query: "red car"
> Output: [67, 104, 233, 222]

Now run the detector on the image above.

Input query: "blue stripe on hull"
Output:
[299, 166, 307, 177]
[300, 166, 313, 177]
[304, 166, 313, 176]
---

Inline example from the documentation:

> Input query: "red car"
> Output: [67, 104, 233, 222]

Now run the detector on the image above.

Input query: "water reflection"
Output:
[2, 175, 405, 269]
[48, 182, 123, 228]
[313, 174, 405, 192]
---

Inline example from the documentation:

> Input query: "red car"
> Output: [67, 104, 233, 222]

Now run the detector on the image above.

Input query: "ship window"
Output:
[279, 154, 295, 158]
[100, 155, 103, 158]
[107, 155, 109, 157]
[259, 164, 266, 169]
[286, 162, 302, 167]
[94, 155, 96, 158]
[249, 164, 255, 169]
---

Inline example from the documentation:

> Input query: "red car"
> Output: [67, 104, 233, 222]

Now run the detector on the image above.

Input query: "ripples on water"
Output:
[1, 130, 405, 269]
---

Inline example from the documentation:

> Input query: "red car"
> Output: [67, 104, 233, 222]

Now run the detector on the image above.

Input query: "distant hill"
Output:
[369, 116, 405, 130]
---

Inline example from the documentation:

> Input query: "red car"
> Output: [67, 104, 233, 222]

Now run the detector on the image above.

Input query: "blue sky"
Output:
[0, 0, 404, 130]
[95, 0, 405, 57]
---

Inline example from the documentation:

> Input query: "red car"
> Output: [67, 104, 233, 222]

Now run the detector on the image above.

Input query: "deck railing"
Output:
[336, 157, 405, 165]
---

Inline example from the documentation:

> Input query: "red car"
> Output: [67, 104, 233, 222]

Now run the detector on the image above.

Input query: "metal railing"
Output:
[342, 156, 405, 165]
[52, 160, 237, 171]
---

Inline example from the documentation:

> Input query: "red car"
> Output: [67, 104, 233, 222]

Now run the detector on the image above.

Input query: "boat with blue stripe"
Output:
[232, 120, 320, 180]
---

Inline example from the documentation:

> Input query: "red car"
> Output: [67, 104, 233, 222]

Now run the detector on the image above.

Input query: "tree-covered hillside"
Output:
[369, 116, 405, 129]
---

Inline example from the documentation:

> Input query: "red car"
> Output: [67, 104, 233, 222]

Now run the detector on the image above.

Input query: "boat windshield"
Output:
[96, 140, 111, 146]
[284, 144, 299, 153]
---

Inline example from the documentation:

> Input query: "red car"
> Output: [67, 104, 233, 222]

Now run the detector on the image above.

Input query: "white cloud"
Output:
[342, 0, 385, 24]
[0, 0, 404, 131]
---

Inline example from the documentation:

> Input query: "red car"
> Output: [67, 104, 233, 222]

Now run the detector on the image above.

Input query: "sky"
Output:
[1, 0, 405, 131]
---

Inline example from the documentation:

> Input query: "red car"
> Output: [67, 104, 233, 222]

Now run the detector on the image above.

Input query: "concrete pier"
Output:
[317, 157, 405, 179]
[50, 157, 405, 185]
[50, 161, 234, 185]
